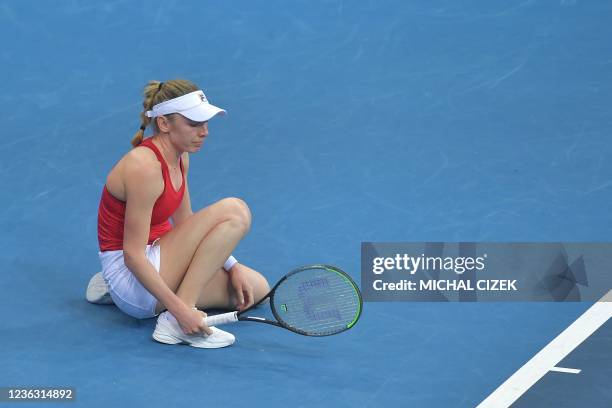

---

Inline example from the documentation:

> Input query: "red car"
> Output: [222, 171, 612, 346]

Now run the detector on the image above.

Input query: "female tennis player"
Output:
[96, 79, 269, 348]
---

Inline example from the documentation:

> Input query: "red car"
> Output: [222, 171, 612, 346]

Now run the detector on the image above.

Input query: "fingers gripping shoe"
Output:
[152, 311, 235, 349]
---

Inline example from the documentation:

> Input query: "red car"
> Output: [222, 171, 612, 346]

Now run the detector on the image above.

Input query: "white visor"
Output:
[145, 90, 226, 122]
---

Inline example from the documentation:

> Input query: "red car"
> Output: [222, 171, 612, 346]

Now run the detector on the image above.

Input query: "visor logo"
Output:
[199, 93, 208, 103]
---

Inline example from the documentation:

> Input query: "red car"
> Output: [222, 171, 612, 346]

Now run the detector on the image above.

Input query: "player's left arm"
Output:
[171, 152, 193, 226]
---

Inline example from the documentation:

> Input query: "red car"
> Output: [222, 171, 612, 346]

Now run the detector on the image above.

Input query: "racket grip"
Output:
[204, 311, 239, 327]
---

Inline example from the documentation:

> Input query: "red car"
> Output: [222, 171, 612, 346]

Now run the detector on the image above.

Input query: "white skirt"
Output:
[98, 239, 161, 319]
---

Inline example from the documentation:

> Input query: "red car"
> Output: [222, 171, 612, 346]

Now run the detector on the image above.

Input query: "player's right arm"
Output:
[121, 156, 208, 334]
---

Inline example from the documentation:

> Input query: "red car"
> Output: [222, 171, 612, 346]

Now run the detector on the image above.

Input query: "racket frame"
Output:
[236, 264, 363, 336]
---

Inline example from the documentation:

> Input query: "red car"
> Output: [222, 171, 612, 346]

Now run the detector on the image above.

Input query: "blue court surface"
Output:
[1, 1, 611, 407]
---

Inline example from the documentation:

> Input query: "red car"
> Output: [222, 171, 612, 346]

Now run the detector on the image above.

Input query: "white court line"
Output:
[477, 290, 612, 408]
[550, 367, 581, 374]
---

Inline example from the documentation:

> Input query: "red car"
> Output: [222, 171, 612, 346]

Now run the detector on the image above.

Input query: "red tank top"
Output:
[97, 137, 185, 251]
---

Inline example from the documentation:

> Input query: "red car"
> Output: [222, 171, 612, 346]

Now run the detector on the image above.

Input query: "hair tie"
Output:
[147, 82, 165, 111]
[139, 125, 146, 131]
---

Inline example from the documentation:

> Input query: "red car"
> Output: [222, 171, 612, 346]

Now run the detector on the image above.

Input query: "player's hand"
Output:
[174, 306, 213, 336]
[228, 263, 254, 311]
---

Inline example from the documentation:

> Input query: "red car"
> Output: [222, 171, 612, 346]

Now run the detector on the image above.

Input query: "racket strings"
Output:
[273, 267, 361, 335]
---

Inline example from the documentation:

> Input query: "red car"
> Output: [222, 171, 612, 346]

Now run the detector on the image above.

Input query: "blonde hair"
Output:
[131, 79, 199, 147]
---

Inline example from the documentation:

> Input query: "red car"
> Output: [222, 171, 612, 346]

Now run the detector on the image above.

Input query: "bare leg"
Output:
[196, 265, 270, 310]
[153, 197, 269, 314]
[154, 198, 249, 312]
[156, 266, 270, 313]
[174, 218, 246, 306]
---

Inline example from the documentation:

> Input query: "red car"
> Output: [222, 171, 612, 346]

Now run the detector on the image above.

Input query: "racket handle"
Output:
[204, 311, 239, 327]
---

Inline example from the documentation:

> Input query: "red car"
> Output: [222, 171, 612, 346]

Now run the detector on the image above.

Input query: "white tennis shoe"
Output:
[152, 311, 235, 348]
[85, 272, 114, 305]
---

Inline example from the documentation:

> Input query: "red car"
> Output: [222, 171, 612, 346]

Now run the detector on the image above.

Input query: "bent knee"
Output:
[214, 197, 252, 233]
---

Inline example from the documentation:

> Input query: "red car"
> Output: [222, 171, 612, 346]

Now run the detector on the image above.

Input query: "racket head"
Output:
[269, 264, 363, 336]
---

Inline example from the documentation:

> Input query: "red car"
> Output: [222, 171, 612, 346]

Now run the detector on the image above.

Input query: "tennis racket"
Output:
[204, 264, 362, 336]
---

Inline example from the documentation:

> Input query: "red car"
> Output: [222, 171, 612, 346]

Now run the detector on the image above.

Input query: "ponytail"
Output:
[131, 81, 165, 147]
